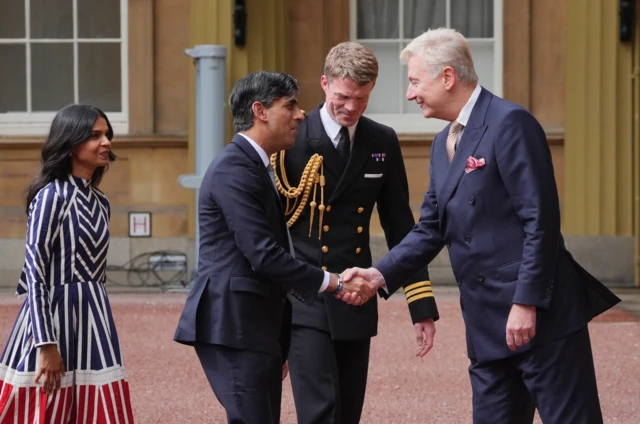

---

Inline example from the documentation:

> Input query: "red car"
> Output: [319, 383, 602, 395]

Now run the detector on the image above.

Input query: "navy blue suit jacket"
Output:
[174, 134, 324, 357]
[375, 88, 620, 362]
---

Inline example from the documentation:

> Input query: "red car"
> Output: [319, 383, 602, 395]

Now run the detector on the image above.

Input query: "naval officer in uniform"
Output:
[271, 42, 440, 424]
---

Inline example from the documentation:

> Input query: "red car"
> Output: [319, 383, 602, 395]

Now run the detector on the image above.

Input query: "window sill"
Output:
[397, 128, 565, 145]
[0, 114, 128, 137]
[0, 134, 187, 149]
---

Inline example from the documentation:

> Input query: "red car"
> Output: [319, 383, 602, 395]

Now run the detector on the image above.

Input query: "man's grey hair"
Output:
[229, 71, 300, 133]
[400, 28, 478, 86]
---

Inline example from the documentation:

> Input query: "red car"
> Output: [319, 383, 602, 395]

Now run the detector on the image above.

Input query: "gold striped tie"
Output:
[446, 121, 464, 162]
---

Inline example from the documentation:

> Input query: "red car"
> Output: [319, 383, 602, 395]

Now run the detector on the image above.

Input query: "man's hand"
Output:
[331, 273, 377, 305]
[414, 318, 436, 357]
[335, 267, 386, 305]
[342, 267, 385, 288]
[505, 303, 536, 352]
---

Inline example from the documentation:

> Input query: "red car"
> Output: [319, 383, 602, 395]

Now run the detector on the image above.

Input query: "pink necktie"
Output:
[446, 121, 464, 162]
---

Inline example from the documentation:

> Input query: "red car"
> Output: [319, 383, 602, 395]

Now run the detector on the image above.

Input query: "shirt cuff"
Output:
[318, 271, 331, 293]
[373, 267, 389, 293]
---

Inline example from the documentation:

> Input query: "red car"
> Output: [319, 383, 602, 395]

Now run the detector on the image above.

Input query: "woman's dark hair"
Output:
[25, 104, 116, 213]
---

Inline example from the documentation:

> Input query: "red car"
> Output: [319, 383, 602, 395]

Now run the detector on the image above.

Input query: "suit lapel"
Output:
[262, 169, 286, 215]
[305, 106, 345, 182]
[436, 88, 492, 222]
[432, 131, 449, 195]
[232, 134, 286, 216]
[329, 120, 375, 203]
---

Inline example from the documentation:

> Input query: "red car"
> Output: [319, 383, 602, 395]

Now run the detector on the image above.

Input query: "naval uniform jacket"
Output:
[276, 104, 439, 340]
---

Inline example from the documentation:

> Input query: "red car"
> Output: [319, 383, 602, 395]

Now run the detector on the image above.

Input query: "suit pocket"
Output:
[463, 166, 486, 181]
[230, 276, 271, 298]
[496, 259, 522, 282]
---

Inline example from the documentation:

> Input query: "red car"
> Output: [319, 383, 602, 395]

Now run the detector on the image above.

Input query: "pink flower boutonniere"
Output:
[465, 156, 486, 174]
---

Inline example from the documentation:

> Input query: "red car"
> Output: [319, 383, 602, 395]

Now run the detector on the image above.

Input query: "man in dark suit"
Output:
[173, 71, 375, 424]
[344, 29, 621, 424]
[272, 42, 440, 424]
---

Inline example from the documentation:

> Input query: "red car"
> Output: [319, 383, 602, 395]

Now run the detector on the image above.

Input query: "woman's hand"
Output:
[35, 344, 65, 394]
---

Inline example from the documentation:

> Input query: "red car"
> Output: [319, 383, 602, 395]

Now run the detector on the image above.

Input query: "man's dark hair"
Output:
[229, 71, 300, 132]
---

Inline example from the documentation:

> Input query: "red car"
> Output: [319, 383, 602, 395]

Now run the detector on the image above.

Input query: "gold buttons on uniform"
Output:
[323, 225, 330, 232]
[322, 246, 329, 253]
[321, 266, 328, 271]
[356, 247, 362, 254]
[357, 207, 364, 213]
[326, 205, 332, 212]
[357, 226, 363, 233]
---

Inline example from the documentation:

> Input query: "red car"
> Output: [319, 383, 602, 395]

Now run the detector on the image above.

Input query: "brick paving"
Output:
[0, 288, 639, 423]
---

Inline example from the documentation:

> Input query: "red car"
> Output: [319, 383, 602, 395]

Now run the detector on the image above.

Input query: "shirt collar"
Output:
[238, 133, 270, 167]
[320, 103, 358, 142]
[455, 84, 482, 127]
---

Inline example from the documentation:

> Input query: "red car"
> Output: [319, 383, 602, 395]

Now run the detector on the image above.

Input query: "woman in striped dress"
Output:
[0, 104, 134, 423]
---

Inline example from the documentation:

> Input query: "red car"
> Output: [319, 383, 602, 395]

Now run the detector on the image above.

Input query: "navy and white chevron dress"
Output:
[0, 175, 134, 423]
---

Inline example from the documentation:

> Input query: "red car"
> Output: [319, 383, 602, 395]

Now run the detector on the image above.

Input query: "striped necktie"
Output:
[446, 121, 464, 162]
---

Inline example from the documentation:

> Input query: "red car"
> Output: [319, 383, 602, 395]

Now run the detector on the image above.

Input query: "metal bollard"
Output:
[179, 45, 227, 284]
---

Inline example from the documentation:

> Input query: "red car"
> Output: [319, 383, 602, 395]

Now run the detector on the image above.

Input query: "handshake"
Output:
[327, 267, 386, 306]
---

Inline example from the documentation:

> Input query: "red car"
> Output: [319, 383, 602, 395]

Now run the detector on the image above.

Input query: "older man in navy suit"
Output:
[174, 71, 375, 424]
[344, 29, 620, 424]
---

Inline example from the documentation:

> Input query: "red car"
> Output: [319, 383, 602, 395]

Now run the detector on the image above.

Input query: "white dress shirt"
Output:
[320, 104, 357, 149]
[456, 84, 482, 139]
[238, 132, 331, 293]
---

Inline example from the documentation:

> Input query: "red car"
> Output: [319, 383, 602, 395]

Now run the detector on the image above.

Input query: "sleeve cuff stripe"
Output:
[404, 281, 432, 292]
[406, 287, 433, 298]
[407, 292, 434, 304]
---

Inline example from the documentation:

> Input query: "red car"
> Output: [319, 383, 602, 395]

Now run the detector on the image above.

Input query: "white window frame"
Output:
[350, 0, 503, 134]
[0, 0, 129, 136]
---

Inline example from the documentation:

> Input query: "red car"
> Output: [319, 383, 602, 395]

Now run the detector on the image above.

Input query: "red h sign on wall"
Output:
[129, 212, 152, 237]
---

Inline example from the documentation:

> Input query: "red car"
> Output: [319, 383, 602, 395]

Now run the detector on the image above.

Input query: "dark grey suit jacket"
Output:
[174, 134, 324, 357]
